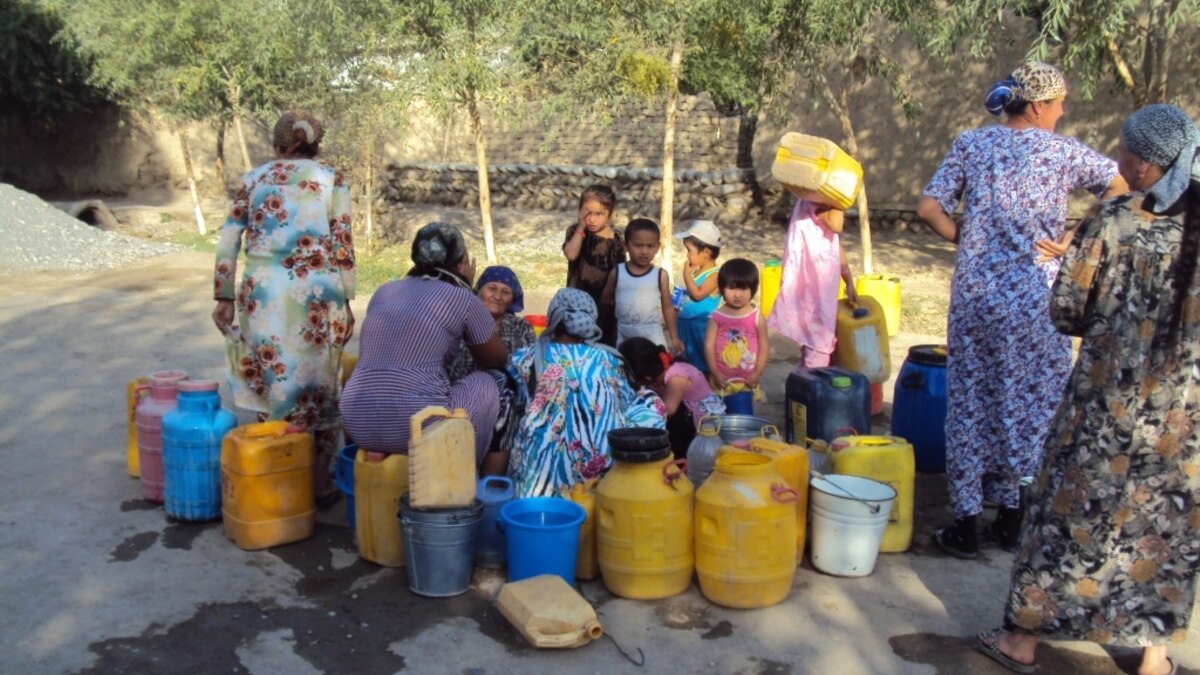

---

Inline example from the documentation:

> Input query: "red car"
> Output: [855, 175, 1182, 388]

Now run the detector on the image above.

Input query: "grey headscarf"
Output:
[409, 221, 470, 290]
[533, 288, 621, 375]
[1122, 104, 1200, 214]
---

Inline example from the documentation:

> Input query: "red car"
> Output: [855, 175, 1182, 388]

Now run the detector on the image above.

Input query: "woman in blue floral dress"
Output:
[508, 288, 666, 498]
[917, 63, 1126, 557]
[212, 111, 355, 501]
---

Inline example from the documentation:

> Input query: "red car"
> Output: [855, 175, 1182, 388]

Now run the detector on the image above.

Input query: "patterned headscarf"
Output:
[985, 61, 1067, 116]
[534, 288, 621, 374]
[475, 266, 524, 314]
[409, 221, 470, 290]
[1122, 104, 1200, 214]
[273, 110, 324, 152]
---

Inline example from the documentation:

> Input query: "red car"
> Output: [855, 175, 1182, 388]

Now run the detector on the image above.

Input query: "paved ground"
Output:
[2, 249, 1199, 674]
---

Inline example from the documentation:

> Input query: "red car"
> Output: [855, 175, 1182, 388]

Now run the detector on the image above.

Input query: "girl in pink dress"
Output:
[704, 259, 770, 398]
[767, 199, 858, 368]
[620, 337, 725, 456]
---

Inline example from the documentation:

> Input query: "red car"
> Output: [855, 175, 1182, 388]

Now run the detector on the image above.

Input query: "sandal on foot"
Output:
[984, 519, 1019, 552]
[1164, 656, 1179, 675]
[933, 526, 978, 559]
[974, 629, 1036, 674]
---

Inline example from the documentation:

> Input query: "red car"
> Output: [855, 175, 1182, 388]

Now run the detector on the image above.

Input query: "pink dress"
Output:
[767, 200, 841, 366]
[658, 362, 725, 423]
[710, 308, 761, 383]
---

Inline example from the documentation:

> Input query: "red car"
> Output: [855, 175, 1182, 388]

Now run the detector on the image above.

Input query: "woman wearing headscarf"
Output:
[340, 222, 507, 463]
[973, 104, 1200, 675]
[213, 110, 355, 502]
[917, 62, 1128, 558]
[507, 288, 666, 497]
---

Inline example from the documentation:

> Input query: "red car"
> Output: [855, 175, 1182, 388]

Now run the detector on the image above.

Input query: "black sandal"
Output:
[933, 515, 978, 559]
[974, 629, 1036, 673]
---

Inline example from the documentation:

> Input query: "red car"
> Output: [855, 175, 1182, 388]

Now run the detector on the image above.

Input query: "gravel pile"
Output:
[0, 183, 181, 274]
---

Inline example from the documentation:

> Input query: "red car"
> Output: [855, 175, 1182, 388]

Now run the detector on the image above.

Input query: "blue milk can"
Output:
[476, 476, 514, 567]
[162, 379, 237, 521]
[784, 366, 870, 443]
[890, 345, 948, 472]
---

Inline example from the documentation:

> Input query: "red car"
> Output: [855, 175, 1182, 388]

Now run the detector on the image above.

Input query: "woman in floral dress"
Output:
[917, 62, 1126, 557]
[212, 111, 355, 502]
[508, 288, 666, 498]
[973, 104, 1200, 675]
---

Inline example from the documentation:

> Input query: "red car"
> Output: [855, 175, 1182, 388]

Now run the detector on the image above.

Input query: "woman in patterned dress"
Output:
[972, 104, 1200, 675]
[917, 62, 1127, 557]
[340, 222, 508, 464]
[508, 288, 666, 498]
[212, 111, 355, 502]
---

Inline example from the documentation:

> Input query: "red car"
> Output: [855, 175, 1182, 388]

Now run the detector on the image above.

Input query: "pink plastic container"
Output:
[135, 369, 188, 502]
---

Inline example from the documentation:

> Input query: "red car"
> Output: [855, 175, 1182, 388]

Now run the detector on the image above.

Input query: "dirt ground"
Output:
[4, 195, 1199, 674]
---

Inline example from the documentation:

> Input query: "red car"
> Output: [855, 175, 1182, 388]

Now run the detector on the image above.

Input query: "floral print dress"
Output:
[214, 159, 355, 431]
[923, 126, 1115, 518]
[508, 341, 666, 497]
[1005, 194, 1200, 646]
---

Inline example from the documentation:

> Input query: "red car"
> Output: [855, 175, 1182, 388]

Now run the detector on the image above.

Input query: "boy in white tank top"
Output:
[601, 218, 683, 352]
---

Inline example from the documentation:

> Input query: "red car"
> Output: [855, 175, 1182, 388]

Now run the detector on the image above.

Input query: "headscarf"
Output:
[475, 266, 524, 314]
[273, 110, 323, 153]
[408, 221, 471, 290]
[1122, 104, 1200, 214]
[985, 61, 1067, 116]
[533, 288, 620, 376]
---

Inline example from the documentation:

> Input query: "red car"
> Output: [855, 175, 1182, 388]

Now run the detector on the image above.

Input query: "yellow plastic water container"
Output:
[355, 450, 409, 567]
[829, 434, 915, 552]
[832, 296, 891, 385]
[748, 437, 809, 557]
[695, 453, 798, 608]
[496, 575, 604, 649]
[771, 133, 863, 210]
[407, 407, 476, 509]
[760, 259, 782, 318]
[221, 421, 315, 550]
[595, 429, 694, 599]
[126, 376, 150, 477]
[855, 274, 901, 337]
[561, 480, 600, 580]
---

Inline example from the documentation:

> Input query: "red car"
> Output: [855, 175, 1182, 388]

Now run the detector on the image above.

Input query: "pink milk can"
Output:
[135, 369, 188, 502]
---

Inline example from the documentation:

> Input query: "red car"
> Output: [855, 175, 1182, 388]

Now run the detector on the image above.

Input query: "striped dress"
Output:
[340, 277, 500, 461]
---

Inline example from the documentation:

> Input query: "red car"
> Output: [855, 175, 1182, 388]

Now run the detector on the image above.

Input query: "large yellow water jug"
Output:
[695, 453, 798, 608]
[340, 351, 358, 387]
[832, 296, 891, 385]
[771, 133, 863, 210]
[596, 430, 694, 599]
[496, 575, 604, 649]
[221, 421, 315, 550]
[829, 434, 915, 552]
[855, 274, 901, 337]
[126, 376, 150, 477]
[407, 407, 476, 509]
[748, 437, 809, 557]
[354, 450, 409, 567]
[561, 480, 600, 580]
[760, 259, 782, 318]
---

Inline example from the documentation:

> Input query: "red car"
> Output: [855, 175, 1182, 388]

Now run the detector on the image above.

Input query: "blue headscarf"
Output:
[1122, 104, 1200, 214]
[985, 62, 1066, 116]
[475, 266, 524, 314]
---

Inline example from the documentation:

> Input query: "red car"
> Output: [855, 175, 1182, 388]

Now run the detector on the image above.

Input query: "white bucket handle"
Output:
[811, 471, 882, 514]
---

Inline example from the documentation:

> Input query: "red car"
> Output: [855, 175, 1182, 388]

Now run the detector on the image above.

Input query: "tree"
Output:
[933, 0, 1200, 106]
[773, 0, 937, 274]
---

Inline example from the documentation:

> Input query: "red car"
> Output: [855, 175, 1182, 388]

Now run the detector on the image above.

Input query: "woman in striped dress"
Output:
[340, 222, 508, 463]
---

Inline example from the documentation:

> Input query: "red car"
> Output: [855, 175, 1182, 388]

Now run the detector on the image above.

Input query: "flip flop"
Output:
[974, 629, 1036, 674]
[1166, 656, 1179, 675]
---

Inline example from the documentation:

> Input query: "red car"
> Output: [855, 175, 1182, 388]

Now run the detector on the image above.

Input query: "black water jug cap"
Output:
[907, 344, 948, 366]
[608, 427, 671, 462]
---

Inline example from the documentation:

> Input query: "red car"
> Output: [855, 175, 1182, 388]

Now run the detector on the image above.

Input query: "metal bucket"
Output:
[717, 415, 777, 446]
[398, 497, 482, 597]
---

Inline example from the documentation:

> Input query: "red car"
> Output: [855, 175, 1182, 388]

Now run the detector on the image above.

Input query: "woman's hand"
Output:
[457, 254, 477, 286]
[1035, 238, 1069, 263]
[212, 300, 235, 334]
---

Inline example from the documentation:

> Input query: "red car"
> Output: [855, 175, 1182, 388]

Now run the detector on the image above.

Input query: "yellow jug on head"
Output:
[771, 133, 863, 210]
[829, 434, 915, 552]
[221, 421, 315, 550]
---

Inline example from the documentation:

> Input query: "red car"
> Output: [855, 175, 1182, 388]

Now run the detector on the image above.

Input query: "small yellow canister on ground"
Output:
[221, 421, 315, 550]
[126, 376, 150, 477]
[829, 434, 915, 552]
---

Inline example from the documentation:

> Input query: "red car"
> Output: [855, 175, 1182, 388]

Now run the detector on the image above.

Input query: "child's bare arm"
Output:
[747, 312, 770, 389]
[839, 243, 858, 303]
[600, 268, 617, 310]
[686, 267, 718, 300]
[704, 319, 724, 389]
[563, 223, 586, 261]
[662, 375, 688, 417]
[659, 269, 683, 352]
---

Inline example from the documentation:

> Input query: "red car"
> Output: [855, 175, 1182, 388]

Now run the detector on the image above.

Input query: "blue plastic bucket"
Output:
[723, 391, 754, 415]
[335, 445, 357, 528]
[498, 497, 585, 583]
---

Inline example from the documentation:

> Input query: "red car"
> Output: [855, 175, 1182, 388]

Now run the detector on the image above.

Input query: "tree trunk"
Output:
[215, 122, 228, 196]
[178, 128, 207, 235]
[658, 40, 684, 283]
[364, 146, 375, 252]
[467, 91, 497, 264]
[821, 74, 872, 274]
[233, 115, 252, 171]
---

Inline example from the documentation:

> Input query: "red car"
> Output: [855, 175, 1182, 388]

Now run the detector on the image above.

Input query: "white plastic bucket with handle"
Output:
[809, 474, 896, 577]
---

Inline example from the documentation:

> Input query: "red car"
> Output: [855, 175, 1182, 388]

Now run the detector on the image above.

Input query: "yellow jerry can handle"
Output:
[409, 406, 467, 441]
[244, 420, 292, 438]
[859, 436, 898, 446]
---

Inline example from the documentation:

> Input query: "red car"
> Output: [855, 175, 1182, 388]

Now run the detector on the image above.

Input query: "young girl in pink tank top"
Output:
[705, 258, 770, 398]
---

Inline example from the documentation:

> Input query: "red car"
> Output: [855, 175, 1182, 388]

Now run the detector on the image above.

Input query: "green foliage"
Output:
[617, 52, 672, 98]
[0, 0, 109, 127]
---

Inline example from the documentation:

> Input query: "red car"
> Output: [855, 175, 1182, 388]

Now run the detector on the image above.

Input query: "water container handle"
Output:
[771, 483, 799, 504]
[860, 437, 896, 446]
[662, 459, 688, 486]
[409, 406, 454, 441]
[900, 372, 925, 389]
[697, 415, 722, 434]
[835, 426, 859, 437]
[760, 424, 780, 439]
[482, 476, 513, 493]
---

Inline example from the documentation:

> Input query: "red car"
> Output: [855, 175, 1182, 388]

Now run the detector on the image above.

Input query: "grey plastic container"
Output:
[398, 496, 483, 597]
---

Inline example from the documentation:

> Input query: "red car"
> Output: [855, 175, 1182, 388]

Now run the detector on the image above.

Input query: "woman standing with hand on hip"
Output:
[212, 110, 356, 504]
[917, 62, 1127, 558]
